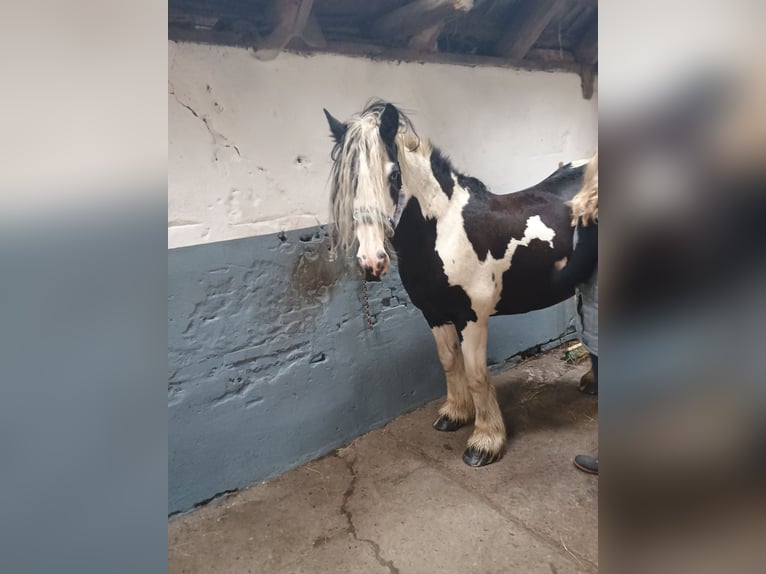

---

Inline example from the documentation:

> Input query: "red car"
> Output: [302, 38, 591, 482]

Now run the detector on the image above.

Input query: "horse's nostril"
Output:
[377, 250, 386, 259]
[364, 267, 379, 282]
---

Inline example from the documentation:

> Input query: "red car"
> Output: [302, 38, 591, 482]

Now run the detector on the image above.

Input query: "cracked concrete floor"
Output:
[169, 348, 598, 573]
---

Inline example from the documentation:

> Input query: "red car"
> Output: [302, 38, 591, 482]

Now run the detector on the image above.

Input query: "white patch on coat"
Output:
[516, 215, 555, 250]
[399, 146, 556, 318]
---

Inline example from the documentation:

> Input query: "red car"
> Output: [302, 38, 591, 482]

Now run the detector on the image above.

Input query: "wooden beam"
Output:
[580, 63, 596, 100]
[573, 19, 597, 66]
[371, 0, 473, 44]
[496, 0, 566, 60]
[408, 22, 446, 52]
[292, 39, 583, 74]
[167, 29, 583, 75]
[526, 48, 576, 64]
[300, 14, 327, 49]
[254, 0, 317, 60]
[168, 12, 219, 30]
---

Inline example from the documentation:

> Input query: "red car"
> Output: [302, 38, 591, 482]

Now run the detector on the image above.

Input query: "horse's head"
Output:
[323, 101, 408, 281]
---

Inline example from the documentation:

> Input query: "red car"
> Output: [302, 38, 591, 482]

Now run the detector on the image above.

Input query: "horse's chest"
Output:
[395, 206, 495, 298]
[393, 223, 485, 330]
[396, 241, 457, 301]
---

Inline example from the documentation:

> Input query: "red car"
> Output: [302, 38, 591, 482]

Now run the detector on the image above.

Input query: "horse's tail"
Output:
[550, 158, 589, 179]
[536, 160, 589, 199]
[540, 160, 589, 195]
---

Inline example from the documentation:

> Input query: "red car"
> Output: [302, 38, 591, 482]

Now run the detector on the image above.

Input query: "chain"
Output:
[362, 279, 373, 330]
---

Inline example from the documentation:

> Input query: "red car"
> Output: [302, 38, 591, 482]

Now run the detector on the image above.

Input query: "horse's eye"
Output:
[389, 168, 401, 183]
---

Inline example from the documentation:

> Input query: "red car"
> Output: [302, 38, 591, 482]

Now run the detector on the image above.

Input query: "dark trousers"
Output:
[589, 353, 598, 382]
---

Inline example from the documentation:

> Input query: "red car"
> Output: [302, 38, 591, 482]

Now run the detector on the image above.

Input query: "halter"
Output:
[352, 207, 392, 226]
[391, 188, 406, 227]
[351, 189, 407, 234]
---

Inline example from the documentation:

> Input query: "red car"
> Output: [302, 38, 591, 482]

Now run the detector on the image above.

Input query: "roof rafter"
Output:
[496, 0, 567, 60]
[371, 0, 474, 45]
[254, 0, 326, 60]
[573, 17, 597, 65]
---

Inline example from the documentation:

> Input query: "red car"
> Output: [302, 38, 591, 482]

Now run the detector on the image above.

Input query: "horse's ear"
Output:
[323, 108, 347, 143]
[379, 103, 399, 145]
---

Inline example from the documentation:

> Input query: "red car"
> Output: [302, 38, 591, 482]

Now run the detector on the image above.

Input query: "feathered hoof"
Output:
[433, 415, 468, 432]
[462, 446, 502, 467]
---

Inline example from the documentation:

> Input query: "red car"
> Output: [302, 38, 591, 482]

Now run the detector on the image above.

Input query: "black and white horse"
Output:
[324, 100, 589, 466]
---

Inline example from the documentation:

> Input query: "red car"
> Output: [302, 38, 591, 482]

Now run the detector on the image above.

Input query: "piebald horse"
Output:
[324, 100, 588, 466]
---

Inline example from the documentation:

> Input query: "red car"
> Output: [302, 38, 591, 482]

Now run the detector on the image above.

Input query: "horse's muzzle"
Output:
[364, 267, 383, 282]
[357, 249, 390, 281]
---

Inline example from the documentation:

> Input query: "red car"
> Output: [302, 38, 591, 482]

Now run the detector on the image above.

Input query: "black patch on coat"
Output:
[392, 198, 477, 337]
[460, 164, 586, 262]
[492, 165, 588, 315]
[493, 238, 576, 315]
[429, 147, 455, 199]
[455, 172, 489, 195]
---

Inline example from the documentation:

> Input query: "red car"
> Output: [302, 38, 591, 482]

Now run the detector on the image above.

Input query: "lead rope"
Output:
[362, 279, 373, 330]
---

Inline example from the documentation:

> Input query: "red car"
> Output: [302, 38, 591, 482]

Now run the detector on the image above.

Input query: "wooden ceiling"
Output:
[169, 0, 598, 98]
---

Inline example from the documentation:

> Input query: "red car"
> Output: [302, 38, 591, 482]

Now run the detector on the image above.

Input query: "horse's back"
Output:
[461, 163, 585, 256]
[523, 162, 586, 200]
[487, 163, 587, 315]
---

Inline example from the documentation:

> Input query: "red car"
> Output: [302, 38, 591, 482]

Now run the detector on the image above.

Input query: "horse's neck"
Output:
[399, 149, 452, 220]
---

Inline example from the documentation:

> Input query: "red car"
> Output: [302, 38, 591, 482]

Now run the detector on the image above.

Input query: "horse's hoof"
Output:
[433, 415, 467, 432]
[462, 446, 501, 467]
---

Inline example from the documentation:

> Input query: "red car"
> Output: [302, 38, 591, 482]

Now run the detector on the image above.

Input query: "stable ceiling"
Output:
[169, 0, 598, 98]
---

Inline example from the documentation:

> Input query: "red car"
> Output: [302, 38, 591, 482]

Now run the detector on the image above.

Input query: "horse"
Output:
[323, 100, 589, 466]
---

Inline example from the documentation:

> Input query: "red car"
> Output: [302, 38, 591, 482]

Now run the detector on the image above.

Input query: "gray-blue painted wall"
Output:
[168, 226, 576, 514]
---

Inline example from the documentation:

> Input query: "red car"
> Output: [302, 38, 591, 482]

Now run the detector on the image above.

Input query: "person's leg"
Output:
[574, 353, 598, 473]
[590, 353, 598, 382]
[578, 353, 598, 395]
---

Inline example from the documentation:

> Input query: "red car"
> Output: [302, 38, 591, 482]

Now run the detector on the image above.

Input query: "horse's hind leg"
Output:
[460, 319, 506, 466]
[431, 324, 474, 432]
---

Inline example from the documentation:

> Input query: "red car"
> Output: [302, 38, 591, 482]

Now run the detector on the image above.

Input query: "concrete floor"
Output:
[169, 348, 598, 573]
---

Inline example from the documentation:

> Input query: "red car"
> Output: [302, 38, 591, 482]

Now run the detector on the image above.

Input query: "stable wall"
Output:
[168, 41, 597, 514]
[168, 41, 597, 248]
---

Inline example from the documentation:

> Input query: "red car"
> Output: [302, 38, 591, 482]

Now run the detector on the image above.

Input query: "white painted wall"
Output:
[169, 41, 597, 249]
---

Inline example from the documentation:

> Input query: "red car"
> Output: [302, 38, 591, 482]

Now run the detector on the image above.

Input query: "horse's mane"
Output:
[428, 146, 491, 197]
[328, 99, 418, 259]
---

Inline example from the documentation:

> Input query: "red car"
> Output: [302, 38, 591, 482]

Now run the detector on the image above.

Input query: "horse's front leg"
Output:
[431, 324, 474, 432]
[460, 319, 506, 466]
